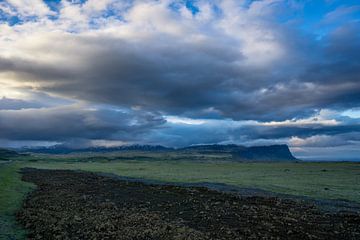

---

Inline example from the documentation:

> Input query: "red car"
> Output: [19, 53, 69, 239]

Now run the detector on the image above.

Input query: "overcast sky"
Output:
[0, 0, 359, 160]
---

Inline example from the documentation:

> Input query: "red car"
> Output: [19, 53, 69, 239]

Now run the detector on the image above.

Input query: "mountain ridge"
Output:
[17, 144, 298, 161]
[0, 148, 21, 160]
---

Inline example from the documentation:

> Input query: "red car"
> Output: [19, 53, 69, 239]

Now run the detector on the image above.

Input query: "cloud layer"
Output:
[0, 0, 359, 159]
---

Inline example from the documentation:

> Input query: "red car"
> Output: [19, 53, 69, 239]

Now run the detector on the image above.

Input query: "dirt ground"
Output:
[17, 168, 360, 240]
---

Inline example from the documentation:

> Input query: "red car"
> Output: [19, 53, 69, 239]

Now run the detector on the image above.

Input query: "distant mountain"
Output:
[19, 144, 297, 161]
[232, 145, 297, 161]
[20, 144, 174, 154]
[0, 148, 20, 160]
[180, 144, 242, 153]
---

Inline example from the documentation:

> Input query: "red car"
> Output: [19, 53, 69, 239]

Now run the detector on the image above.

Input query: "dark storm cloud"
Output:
[0, 105, 165, 141]
[144, 116, 360, 148]
[0, 0, 359, 156]
[233, 123, 360, 141]
[238, 124, 360, 149]
[1, 18, 358, 122]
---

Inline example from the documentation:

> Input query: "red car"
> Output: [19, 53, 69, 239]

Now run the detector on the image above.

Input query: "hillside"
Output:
[0, 148, 20, 160]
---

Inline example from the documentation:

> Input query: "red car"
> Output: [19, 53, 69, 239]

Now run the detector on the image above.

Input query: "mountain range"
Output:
[17, 144, 297, 161]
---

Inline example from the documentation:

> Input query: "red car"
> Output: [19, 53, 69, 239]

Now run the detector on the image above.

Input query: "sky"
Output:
[0, 0, 359, 160]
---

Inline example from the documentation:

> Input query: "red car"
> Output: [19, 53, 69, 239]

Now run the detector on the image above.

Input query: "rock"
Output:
[16, 168, 360, 240]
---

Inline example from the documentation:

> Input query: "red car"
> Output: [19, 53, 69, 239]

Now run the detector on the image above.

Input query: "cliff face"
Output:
[232, 145, 297, 161]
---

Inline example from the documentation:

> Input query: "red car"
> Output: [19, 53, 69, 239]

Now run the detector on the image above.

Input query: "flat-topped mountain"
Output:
[232, 145, 297, 161]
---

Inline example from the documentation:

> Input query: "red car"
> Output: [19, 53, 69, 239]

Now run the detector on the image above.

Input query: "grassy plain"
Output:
[24, 160, 360, 202]
[1, 153, 360, 239]
[0, 163, 34, 240]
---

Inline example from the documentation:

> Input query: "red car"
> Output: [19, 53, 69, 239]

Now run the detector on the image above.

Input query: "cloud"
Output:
[0, 97, 42, 110]
[0, 1, 358, 122]
[0, 104, 165, 141]
[289, 135, 349, 148]
[4, 0, 53, 17]
[0, 0, 359, 159]
[323, 5, 360, 24]
[145, 110, 360, 148]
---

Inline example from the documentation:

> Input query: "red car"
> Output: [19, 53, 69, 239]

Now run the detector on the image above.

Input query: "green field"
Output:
[1, 155, 360, 239]
[0, 163, 34, 240]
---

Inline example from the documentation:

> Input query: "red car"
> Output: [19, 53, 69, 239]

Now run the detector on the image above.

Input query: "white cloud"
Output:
[342, 108, 360, 119]
[166, 116, 206, 125]
[289, 135, 346, 147]
[7, 0, 52, 17]
[83, 0, 113, 13]
[259, 109, 341, 127]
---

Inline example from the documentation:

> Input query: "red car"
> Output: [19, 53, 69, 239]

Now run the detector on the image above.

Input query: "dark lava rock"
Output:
[17, 168, 360, 240]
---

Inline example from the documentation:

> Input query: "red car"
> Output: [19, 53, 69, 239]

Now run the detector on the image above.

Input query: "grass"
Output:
[1, 157, 360, 239]
[25, 160, 360, 203]
[0, 163, 34, 240]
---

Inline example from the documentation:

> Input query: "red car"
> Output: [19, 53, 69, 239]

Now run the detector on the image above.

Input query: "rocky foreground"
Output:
[17, 168, 360, 240]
